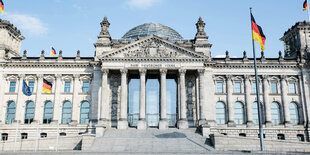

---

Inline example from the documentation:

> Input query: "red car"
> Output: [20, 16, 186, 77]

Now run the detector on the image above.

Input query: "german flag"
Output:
[251, 13, 266, 51]
[42, 79, 52, 94]
[51, 47, 56, 56]
[0, 0, 4, 13]
[304, 0, 308, 11]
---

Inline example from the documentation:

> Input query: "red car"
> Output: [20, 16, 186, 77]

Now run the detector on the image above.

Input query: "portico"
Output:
[99, 66, 206, 130]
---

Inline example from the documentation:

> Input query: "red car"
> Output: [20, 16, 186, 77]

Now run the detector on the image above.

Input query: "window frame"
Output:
[1, 133, 8, 141]
[64, 81, 71, 93]
[216, 102, 226, 124]
[82, 81, 89, 93]
[80, 101, 90, 124]
[43, 101, 54, 124]
[234, 81, 242, 93]
[270, 81, 278, 94]
[271, 102, 281, 125]
[28, 81, 35, 93]
[234, 102, 245, 125]
[6, 101, 16, 124]
[9, 81, 16, 93]
[62, 101, 72, 124]
[289, 102, 299, 125]
[288, 82, 297, 94]
[24, 101, 35, 124]
[216, 81, 224, 93]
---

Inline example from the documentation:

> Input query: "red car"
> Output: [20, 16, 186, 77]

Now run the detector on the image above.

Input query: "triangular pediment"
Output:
[99, 35, 207, 60]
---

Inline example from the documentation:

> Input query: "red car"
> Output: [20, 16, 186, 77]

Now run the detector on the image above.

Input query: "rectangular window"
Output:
[1, 134, 8, 141]
[82, 81, 89, 93]
[28, 81, 35, 93]
[271, 82, 278, 94]
[64, 81, 71, 93]
[289, 82, 296, 94]
[234, 82, 241, 93]
[252, 82, 257, 93]
[9, 82, 16, 92]
[216, 82, 223, 93]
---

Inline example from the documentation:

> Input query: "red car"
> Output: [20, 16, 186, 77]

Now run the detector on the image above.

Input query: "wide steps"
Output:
[89, 128, 214, 153]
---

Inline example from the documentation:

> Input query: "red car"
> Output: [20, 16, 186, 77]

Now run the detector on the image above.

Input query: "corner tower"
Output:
[280, 21, 310, 61]
[0, 19, 24, 59]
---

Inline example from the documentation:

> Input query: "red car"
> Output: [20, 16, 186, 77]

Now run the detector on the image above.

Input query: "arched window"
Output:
[252, 102, 264, 124]
[62, 101, 72, 124]
[289, 102, 299, 125]
[43, 101, 53, 124]
[253, 102, 259, 124]
[6, 102, 16, 124]
[24, 102, 35, 124]
[271, 102, 281, 125]
[216, 102, 226, 124]
[80, 101, 90, 124]
[234, 102, 245, 124]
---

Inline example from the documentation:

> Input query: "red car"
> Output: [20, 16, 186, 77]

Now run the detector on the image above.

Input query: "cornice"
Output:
[101, 57, 207, 62]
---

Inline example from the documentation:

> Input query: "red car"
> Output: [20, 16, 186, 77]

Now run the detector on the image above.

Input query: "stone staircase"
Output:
[88, 128, 215, 154]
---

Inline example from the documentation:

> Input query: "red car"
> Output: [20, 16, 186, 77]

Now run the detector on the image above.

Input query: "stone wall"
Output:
[0, 135, 82, 151]
[211, 134, 310, 152]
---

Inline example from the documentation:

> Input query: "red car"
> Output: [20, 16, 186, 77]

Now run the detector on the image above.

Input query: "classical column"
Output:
[71, 74, 80, 124]
[118, 69, 128, 129]
[198, 69, 207, 125]
[159, 69, 168, 129]
[33, 74, 43, 123]
[177, 69, 188, 129]
[137, 69, 147, 130]
[16, 74, 25, 123]
[263, 75, 272, 126]
[281, 75, 291, 126]
[99, 69, 109, 124]
[245, 75, 253, 126]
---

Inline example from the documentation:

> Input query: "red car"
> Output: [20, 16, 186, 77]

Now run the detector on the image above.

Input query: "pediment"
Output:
[99, 35, 207, 60]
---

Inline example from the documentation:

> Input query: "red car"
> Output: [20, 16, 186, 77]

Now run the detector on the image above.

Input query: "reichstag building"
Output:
[0, 16, 310, 151]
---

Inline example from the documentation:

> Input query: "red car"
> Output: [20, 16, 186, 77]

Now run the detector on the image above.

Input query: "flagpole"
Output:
[250, 8, 264, 152]
[307, 0, 310, 22]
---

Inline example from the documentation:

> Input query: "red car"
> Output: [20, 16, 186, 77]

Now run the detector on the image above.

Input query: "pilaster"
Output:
[226, 75, 235, 127]
[71, 74, 79, 124]
[281, 75, 291, 126]
[263, 75, 272, 126]
[245, 75, 254, 127]
[34, 74, 43, 123]
[16, 74, 25, 123]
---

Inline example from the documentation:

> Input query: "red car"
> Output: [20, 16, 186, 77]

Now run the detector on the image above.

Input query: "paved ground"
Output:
[0, 128, 308, 154]
[88, 128, 213, 154]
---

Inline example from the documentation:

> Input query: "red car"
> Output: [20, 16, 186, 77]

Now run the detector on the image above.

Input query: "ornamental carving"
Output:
[123, 41, 179, 58]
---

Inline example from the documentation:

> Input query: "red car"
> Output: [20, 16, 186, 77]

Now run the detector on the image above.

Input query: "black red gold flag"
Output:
[42, 79, 52, 94]
[251, 13, 266, 51]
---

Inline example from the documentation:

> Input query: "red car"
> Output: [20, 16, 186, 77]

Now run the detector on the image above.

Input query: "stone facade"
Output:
[0, 17, 310, 151]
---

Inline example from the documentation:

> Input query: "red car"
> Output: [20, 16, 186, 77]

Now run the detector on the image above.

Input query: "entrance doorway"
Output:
[146, 77, 160, 127]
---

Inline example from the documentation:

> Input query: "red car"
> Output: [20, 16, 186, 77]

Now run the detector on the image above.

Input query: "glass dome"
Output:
[122, 23, 183, 40]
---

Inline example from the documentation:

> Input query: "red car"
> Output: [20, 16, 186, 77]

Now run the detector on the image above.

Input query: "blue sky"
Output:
[0, 0, 308, 58]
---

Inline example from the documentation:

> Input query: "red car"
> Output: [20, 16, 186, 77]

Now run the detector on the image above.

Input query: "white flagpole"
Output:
[307, 0, 310, 22]
[13, 120, 19, 152]
[35, 121, 39, 152]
